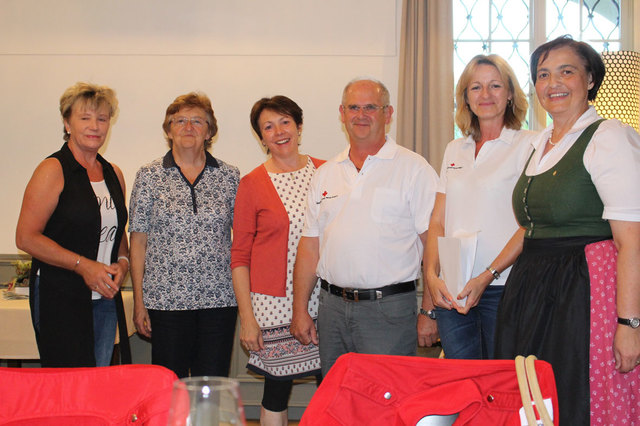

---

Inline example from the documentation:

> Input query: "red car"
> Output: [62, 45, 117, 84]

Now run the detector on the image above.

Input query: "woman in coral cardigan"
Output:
[231, 95, 324, 426]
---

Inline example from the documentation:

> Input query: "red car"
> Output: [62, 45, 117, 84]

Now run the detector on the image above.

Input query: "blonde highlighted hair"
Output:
[59, 82, 118, 142]
[455, 54, 528, 141]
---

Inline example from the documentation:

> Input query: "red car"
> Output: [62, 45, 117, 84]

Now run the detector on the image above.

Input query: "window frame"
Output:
[452, 0, 637, 131]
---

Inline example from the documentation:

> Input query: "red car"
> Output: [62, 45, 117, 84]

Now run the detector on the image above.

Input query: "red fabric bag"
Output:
[0, 364, 177, 425]
[301, 353, 558, 425]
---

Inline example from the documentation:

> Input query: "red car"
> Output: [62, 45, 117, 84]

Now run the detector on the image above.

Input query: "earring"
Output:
[507, 99, 513, 107]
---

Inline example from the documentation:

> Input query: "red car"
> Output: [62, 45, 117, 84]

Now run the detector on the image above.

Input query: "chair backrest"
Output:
[0, 364, 178, 425]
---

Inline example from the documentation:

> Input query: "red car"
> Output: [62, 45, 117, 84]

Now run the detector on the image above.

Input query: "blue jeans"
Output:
[317, 288, 417, 377]
[435, 285, 503, 359]
[92, 297, 117, 366]
[34, 277, 116, 366]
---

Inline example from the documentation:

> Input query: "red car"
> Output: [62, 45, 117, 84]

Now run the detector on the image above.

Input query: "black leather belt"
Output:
[320, 279, 416, 301]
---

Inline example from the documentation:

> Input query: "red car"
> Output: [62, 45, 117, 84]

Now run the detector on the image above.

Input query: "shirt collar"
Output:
[335, 136, 398, 163]
[162, 150, 219, 169]
[461, 127, 518, 147]
[536, 105, 600, 150]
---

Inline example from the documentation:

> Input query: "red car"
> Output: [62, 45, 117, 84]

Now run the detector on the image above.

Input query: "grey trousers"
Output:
[317, 288, 417, 376]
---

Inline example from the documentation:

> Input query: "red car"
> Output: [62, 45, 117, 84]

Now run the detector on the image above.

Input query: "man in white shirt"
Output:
[291, 78, 440, 376]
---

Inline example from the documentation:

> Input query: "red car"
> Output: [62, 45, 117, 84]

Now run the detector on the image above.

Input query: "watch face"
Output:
[631, 318, 640, 329]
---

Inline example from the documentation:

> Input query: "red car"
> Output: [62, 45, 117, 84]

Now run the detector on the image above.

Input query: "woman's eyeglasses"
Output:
[171, 117, 208, 128]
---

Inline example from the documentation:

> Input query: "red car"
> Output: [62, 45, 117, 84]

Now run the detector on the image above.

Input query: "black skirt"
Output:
[495, 236, 607, 426]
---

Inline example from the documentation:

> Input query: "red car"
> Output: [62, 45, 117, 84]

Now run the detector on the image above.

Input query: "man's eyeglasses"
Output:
[171, 116, 208, 128]
[343, 104, 388, 114]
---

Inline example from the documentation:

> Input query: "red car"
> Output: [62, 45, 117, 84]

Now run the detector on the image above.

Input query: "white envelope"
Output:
[437, 230, 478, 307]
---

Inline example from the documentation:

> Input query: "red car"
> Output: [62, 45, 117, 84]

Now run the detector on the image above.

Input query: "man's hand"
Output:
[417, 313, 439, 347]
[291, 311, 318, 346]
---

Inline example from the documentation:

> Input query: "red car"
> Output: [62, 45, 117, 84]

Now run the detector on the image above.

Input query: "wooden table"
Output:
[0, 290, 134, 360]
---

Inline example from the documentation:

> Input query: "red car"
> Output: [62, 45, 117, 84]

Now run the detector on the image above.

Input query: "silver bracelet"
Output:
[73, 256, 81, 271]
[486, 266, 500, 280]
[117, 256, 130, 266]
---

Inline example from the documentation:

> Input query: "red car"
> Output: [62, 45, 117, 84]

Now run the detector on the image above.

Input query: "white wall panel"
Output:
[0, 0, 396, 56]
[0, 1, 401, 254]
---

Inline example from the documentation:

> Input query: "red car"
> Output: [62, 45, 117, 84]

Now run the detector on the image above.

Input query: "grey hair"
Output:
[342, 77, 390, 106]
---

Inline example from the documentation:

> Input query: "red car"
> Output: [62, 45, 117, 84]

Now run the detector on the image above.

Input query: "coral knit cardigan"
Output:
[231, 157, 324, 297]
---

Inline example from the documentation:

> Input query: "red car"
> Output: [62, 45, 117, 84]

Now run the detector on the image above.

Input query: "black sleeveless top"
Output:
[29, 143, 128, 367]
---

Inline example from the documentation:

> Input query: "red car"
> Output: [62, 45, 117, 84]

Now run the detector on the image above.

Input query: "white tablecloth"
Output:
[0, 290, 134, 360]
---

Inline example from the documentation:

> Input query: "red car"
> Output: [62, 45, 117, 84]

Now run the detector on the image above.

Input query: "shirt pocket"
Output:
[371, 188, 409, 224]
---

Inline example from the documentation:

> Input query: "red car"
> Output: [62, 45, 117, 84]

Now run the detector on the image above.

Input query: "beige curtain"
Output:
[396, 0, 454, 171]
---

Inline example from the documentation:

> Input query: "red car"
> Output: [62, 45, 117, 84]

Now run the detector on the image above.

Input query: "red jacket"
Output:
[301, 353, 558, 426]
[231, 157, 324, 296]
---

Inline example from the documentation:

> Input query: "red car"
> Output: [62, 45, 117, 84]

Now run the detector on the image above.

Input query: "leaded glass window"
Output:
[452, 0, 624, 131]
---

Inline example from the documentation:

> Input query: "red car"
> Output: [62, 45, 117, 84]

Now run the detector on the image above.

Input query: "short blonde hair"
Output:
[162, 92, 218, 150]
[59, 82, 118, 142]
[455, 55, 528, 141]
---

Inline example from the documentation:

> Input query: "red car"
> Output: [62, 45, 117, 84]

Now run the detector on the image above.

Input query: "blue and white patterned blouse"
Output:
[129, 150, 239, 310]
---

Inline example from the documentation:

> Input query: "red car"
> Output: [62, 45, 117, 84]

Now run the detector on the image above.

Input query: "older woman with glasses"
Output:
[16, 82, 130, 367]
[129, 92, 240, 378]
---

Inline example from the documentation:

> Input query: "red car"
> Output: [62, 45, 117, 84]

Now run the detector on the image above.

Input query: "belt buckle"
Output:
[341, 287, 358, 301]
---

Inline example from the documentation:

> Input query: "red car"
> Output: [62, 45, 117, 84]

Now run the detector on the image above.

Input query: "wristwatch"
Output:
[618, 317, 640, 329]
[419, 308, 437, 320]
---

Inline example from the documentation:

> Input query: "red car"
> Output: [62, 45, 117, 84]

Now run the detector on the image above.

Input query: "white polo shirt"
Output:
[439, 128, 536, 285]
[302, 137, 438, 288]
[525, 106, 640, 222]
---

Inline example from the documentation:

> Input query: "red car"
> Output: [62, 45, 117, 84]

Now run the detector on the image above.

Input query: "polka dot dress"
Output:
[587, 239, 640, 425]
[247, 158, 321, 379]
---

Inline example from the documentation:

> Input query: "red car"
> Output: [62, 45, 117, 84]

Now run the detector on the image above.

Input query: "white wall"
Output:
[0, 0, 402, 254]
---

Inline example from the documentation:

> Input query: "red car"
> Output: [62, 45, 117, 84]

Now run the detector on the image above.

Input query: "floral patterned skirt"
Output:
[587, 239, 640, 425]
[247, 319, 320, 380]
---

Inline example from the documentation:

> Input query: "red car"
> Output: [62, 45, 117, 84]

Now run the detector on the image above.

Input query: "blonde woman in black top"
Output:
[16, 82, 129, 367]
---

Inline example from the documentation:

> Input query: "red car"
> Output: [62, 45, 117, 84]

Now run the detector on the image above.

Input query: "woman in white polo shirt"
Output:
[419, 54, 536, 359]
